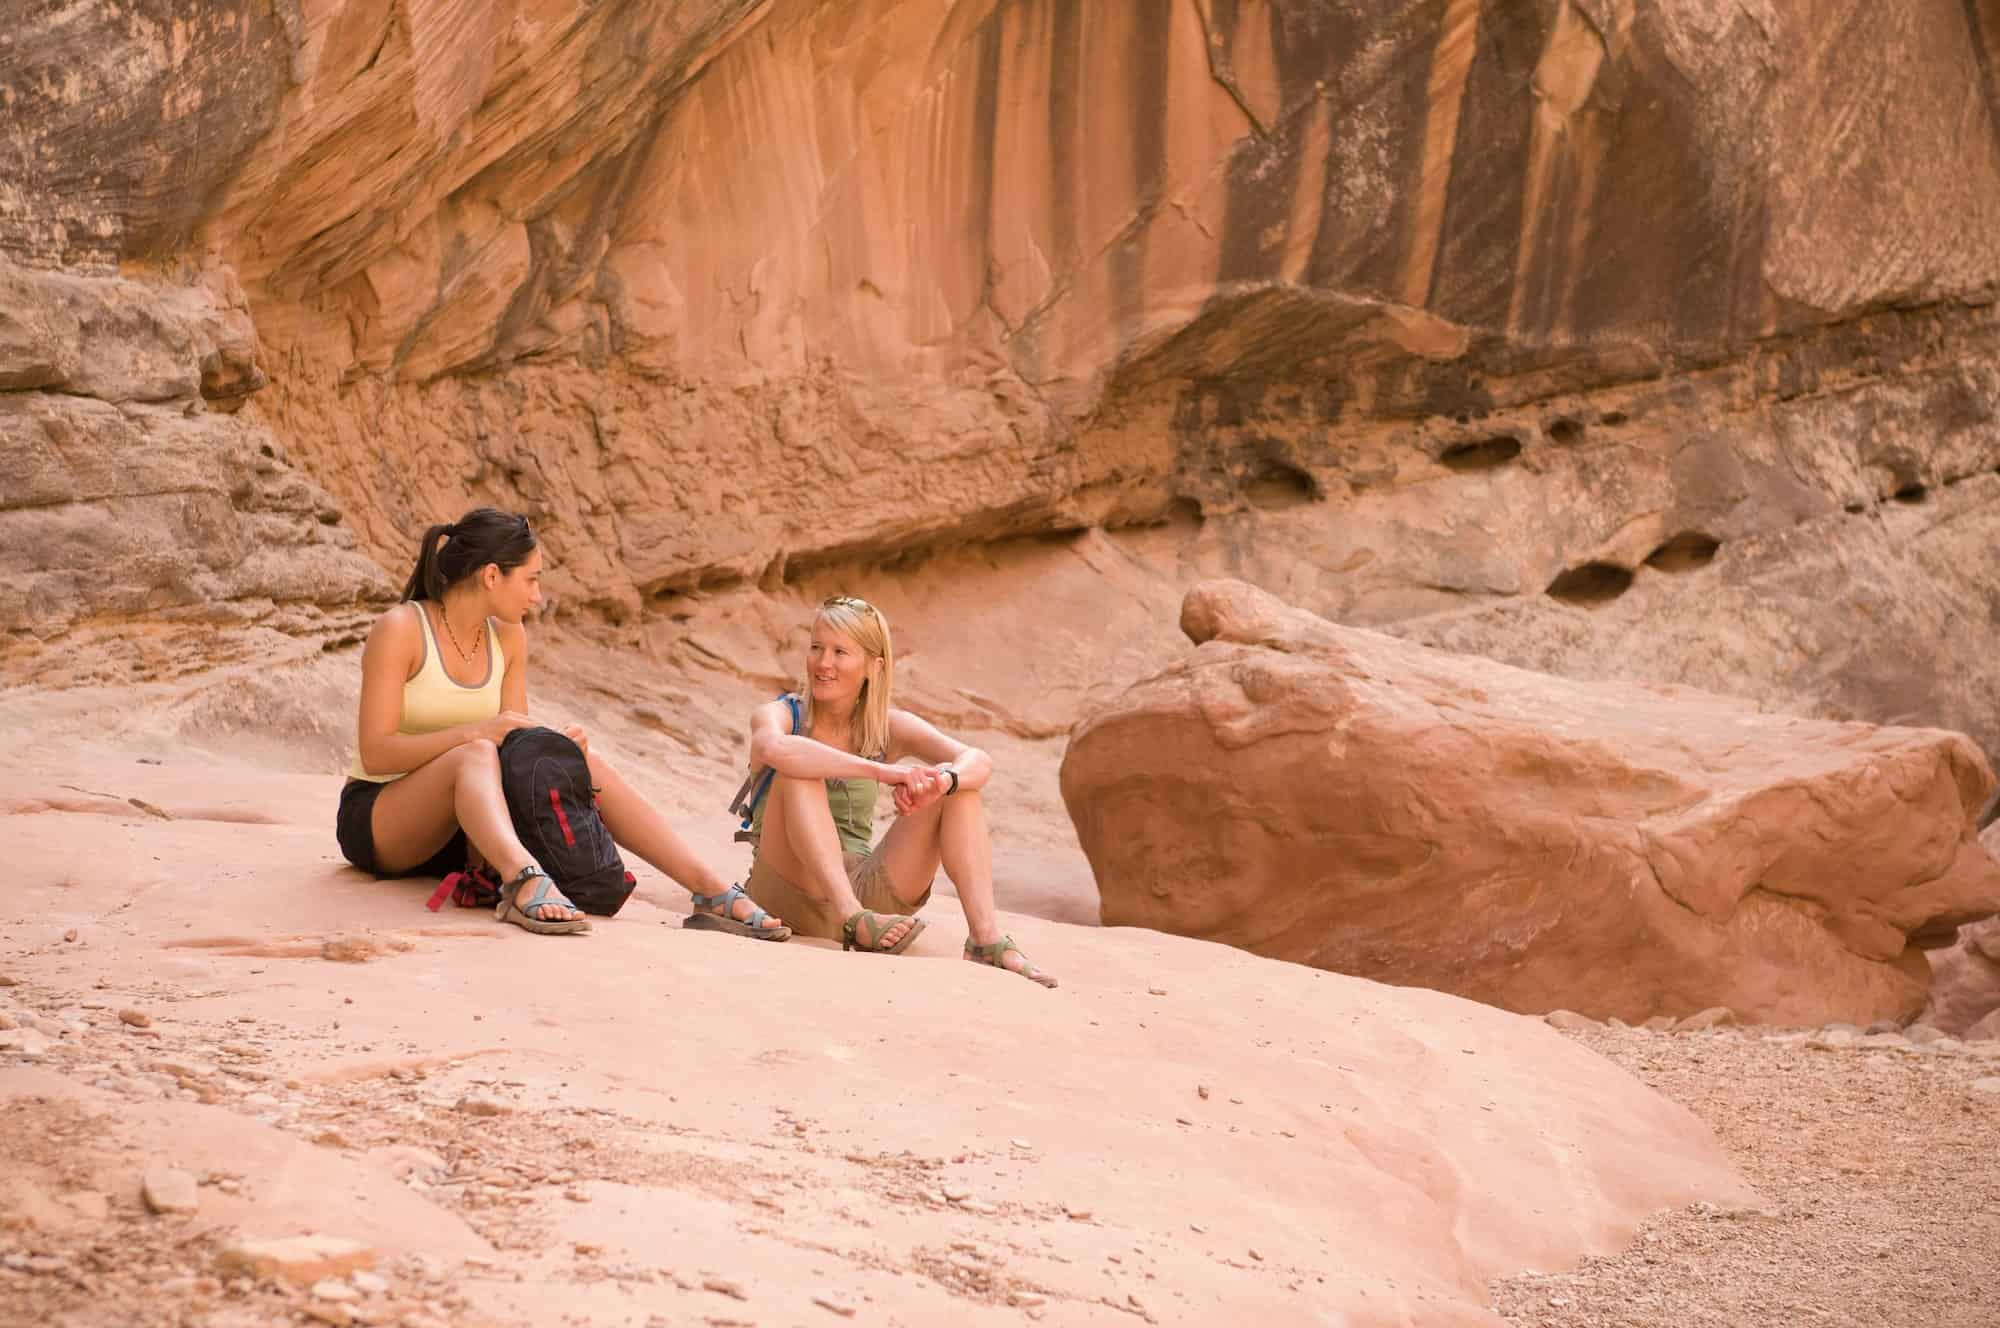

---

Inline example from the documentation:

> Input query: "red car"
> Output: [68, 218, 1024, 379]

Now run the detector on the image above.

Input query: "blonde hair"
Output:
[800, 597, 893, 759]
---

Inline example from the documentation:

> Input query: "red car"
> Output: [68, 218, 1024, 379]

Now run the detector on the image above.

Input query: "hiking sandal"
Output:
[842, 909, 926, 955]
[964, 935, 1057, 988]
[493, 866, 591, 935]
[683, 883, 791, 942]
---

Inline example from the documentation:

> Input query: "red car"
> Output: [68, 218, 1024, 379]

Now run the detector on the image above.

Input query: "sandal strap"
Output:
[844, 909, 913, 949]
[966, 935, 1049, 978]
[843, 909, 881, 943]
[508, 867, 579, 918]
[689, 882, 744, 910]
[692, 882, 778, 930]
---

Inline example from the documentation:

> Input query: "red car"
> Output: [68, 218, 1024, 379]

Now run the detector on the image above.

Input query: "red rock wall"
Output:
[7, 0, 2000, 767]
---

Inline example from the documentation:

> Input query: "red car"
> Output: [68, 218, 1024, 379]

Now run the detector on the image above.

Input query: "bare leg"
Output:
[759, 774, 915, 949]
[583, 750, 784, 932]
[367, 740, 580, 922]
[874, 790, 1051, 982]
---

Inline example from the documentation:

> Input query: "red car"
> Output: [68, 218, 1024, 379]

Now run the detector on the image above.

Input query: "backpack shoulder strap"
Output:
[729, 692, 801, 836]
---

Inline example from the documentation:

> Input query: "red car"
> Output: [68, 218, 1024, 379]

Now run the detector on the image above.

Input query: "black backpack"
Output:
[497, 727, 636, 917]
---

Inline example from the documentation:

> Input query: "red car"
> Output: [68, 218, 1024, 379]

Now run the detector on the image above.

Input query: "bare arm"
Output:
[497, 618, 528, 714]
[886, 708, 992, 792]
[352, 605, 529, 778]
[746, 698, 908, 783]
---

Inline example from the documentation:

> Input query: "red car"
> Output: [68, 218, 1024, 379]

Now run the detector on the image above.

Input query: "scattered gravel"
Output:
[1490, 1022, 2000, 1327]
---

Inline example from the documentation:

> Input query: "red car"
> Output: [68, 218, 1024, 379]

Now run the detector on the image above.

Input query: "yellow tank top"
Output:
[347, 604, 505, 783]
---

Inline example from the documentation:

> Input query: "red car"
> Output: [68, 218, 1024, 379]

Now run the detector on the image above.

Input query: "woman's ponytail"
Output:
[400, 511, 535, 602]
[401, 523, 452, 602]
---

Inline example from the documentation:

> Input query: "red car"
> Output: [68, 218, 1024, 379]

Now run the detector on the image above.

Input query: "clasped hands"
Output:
[887, 764, 951, 816]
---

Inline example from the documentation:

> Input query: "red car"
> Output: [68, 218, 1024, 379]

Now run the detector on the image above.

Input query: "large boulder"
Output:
[1061, 580, 2000, 1025]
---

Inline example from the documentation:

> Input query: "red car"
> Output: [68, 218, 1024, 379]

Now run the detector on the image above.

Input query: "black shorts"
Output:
[336, 778, 469, 879]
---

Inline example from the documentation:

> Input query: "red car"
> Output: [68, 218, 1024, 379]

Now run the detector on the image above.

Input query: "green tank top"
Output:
[749, 695, 878, 854]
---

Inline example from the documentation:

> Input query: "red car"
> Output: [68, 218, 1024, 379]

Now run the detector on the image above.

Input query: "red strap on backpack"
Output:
[549, 788, 577, 846]
[425, 866, 503, 912]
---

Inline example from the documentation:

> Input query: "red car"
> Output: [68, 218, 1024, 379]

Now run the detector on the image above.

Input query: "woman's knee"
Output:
[772, 773, 830, 805]
[448, 737, 501, 779]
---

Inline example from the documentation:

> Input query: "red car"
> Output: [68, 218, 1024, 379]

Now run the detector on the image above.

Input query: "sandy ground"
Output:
[0, 740, 1758, 1328]
[1490, 1021, 2000, 1327]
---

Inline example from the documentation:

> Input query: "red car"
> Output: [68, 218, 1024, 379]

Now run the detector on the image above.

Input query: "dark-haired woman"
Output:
[337, 508, 789, 940]
[737, 595, 1055, 986]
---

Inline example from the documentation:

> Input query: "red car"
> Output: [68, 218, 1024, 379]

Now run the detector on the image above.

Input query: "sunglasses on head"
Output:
[821, 595, 876, 614]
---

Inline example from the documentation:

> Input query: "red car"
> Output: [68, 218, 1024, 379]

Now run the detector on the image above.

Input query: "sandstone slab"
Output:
[1063, 580, 2000, 1025]
[1, 742, 1758, 1328]
[215, 1235, 376, 1285]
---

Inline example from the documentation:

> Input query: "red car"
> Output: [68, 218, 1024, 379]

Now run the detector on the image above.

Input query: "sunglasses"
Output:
[821, 595, 877, 615]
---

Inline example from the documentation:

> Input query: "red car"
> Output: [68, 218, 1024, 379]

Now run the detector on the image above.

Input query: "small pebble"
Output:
[119, 1009, 152, 1028]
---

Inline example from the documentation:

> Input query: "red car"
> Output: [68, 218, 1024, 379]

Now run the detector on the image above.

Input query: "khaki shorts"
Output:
[743, 848, 932, 943]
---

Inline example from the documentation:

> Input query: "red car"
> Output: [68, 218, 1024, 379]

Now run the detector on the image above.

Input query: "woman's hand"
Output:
[562, 723, 590, 757]
[872, 762, 927, 813]
[477, 710, 535, 746]
[891, 765, 948, 816]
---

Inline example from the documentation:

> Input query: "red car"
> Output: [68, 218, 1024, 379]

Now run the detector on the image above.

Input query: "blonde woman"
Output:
[735, 595, 1057, 987]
